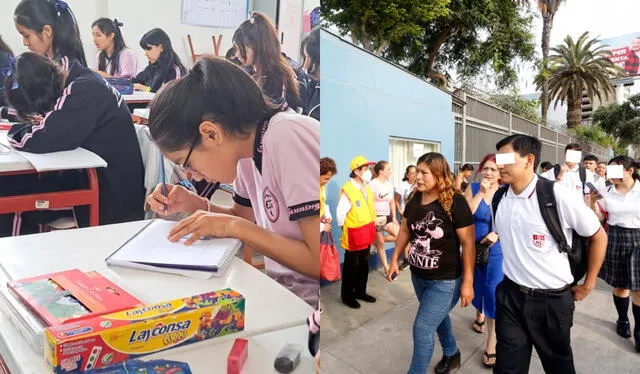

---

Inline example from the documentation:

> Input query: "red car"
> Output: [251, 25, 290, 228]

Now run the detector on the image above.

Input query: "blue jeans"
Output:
[408, 275, 461, 374]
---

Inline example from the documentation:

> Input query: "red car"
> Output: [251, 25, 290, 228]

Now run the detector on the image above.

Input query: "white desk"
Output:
[123, 92, 155, 104]
[0, 132, 31, 172]
[0, 221, 313, 373]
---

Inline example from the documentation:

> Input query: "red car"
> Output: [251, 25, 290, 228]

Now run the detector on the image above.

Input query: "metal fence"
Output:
[453, 91, 612, 172]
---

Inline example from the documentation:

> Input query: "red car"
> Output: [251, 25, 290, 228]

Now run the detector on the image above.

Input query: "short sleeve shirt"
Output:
[403, 193, 474, 280]
[368, 178, 394, 216]
[598, 181, 640, 228]
[541, 166, 596, 198]
[232, 111, 320, 305]
[395, 181, 414, 212]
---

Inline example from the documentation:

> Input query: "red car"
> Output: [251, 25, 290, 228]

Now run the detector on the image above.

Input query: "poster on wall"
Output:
[601, 32, 640, 79]
[181, 0, 250, 29]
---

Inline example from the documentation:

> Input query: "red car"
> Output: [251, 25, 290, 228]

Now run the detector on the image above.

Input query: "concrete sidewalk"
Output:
[320, 269, 639, 374]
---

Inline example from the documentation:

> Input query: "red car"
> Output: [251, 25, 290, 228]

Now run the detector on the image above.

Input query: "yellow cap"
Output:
[350, 155, 375, 171]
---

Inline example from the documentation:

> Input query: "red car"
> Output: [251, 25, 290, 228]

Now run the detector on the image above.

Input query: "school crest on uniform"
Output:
[532, 233, 546, 248]
[263, 187, 279, 223]
[355, 200, 361, 207]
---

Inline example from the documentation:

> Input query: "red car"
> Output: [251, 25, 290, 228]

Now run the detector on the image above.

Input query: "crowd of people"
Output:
[321, 138, 640, 373]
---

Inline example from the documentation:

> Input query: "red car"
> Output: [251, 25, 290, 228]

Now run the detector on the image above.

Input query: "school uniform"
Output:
[232, 111, 320, 307]
[541, 166, 596, 198]
[132, 63, 185, 93]
[597, 181, 640, 290]
[96, 48, 137, 78]
[0, 50, 12, 107]
[493, 175, 601, 374]
[1, 60, 145, 234]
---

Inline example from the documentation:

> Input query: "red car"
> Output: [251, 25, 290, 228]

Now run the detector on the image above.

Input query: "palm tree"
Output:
[537, 0, 566, 127]
[538, 32, 621, 128]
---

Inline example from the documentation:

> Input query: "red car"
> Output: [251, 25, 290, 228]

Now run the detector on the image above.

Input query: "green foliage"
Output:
[569, 125, 618, 149]
[489, 90, 542, 123]
[323, 0, 536, 88]
[321, 0, 450, 54]
[593, 94, 640, 149]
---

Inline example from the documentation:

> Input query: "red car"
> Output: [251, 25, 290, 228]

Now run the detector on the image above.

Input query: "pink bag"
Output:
[320, 232, 341, 281]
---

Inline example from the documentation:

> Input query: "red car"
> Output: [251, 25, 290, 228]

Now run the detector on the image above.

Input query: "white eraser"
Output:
[607, 165, 624, 179]
[496, 153, 516, 165]
[565, 150, 582, 163]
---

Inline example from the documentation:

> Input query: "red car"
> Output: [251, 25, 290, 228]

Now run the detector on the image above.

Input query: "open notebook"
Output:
[106, 220, 242, 279]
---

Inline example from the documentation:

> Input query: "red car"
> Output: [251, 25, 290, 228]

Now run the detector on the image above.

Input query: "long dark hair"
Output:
[232, 12, 300, 107]
[0, 37, 14, 56]
[609, 155, 640, 182]
[139, 28, 186, 85]
[4, 52, 65, 121]
[92, 18, 126, 76]
[301, 27, 320, 78]
[402, 165, 416, 182]
[14, 0, 87, 66]
[148, 57, 278, 152]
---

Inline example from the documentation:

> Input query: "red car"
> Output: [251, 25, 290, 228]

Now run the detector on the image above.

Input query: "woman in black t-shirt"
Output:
[388, 152, 475, 374]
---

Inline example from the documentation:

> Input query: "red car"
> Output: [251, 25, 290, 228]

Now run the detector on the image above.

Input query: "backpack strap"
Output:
[491, 185, 509, 221]
[579, 166, 587, 195]
[535, 179, 571, 254]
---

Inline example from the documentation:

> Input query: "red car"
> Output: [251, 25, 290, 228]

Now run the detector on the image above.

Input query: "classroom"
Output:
[0, 0, 320, 373]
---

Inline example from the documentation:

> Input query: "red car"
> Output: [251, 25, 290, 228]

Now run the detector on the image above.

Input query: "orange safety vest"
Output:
[340, 181, 376, 250]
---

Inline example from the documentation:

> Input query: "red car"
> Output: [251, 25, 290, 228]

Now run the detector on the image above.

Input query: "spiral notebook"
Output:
[105, 220, 242, 279]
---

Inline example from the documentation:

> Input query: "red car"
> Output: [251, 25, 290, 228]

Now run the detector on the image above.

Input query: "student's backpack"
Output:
[553, 164, 587, 195]
[492, 178, 589, 285]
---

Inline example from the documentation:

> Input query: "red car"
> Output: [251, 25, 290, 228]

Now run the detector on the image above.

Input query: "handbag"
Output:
[320, 232, 341, 281]
[475, 209, 493, 267]
[105, 77, 134, 95]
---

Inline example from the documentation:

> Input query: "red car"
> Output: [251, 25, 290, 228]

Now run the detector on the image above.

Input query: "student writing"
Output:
[2, 53, 145, 234]
[132, 28, 186, 93]
[14, 0, 87, 69]
[92, 18, 136, 78]
[145, 57, 320, 307]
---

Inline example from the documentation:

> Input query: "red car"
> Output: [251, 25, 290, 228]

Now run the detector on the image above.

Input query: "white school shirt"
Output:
[541, 166, 596, 198]
[336, 179, 369, 227]
[597, 181, 640, 228]
[494, 175, 602, 289]
[395, 180, 414, 213]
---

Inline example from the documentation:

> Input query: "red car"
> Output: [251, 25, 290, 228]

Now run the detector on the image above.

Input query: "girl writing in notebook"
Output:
[145, 57, 320, 307]
[0, 52, 145, 236]
[132, 28, 186, 93]
[14, 0, 87, 68]
[92, 18, 136, 78]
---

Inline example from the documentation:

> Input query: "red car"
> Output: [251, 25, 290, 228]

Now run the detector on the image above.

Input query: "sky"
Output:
[517, 0, 640, 94]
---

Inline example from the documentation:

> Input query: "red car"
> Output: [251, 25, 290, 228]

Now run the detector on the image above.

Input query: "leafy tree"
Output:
[537, 32, 620, 129]
[593, 93, 640, 149]
[384, 0, 536, 88]
[490, 90, 542, 123]
[321, 0, 450, 55]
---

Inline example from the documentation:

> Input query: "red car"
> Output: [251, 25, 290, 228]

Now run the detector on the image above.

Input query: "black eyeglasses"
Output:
[178, 131, 200, 173]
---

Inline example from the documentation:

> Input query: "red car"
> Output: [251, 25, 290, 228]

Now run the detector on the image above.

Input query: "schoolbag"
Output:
[492, 178, 588, 285]
[553, 164, 587, 195]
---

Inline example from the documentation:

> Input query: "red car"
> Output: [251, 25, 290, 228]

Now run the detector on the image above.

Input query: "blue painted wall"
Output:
[320, 30, 456, 269]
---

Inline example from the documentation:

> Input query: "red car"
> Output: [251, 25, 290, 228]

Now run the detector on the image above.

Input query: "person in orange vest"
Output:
[336, 155, 377, 309]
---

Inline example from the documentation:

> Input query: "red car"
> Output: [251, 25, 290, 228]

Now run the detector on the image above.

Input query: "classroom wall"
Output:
[0, 0, 308, 75]
[321, 30, 456, 265]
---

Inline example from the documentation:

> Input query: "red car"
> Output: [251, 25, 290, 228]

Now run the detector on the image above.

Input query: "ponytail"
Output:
[93, 18, 127, 76]
[14, 0, 87, 67]
[372, 160, 388, 179]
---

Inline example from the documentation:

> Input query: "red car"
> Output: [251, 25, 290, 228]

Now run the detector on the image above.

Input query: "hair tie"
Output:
[54, 0, 69, 11]
[249, 13, 255, 24]
[113, 18, 123, 27]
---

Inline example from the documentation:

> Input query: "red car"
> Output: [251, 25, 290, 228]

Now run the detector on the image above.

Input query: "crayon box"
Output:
[45, 289, 245, 373]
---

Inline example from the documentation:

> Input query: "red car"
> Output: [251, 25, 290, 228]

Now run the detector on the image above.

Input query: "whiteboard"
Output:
[181, 0, 250, 29]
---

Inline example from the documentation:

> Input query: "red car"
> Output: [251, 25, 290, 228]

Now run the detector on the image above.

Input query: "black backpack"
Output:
[553, 164, 587, 195]
[492, 178, 588, 285]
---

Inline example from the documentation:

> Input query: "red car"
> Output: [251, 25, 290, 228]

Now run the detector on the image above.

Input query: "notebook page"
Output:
[109, 220, 238, 268]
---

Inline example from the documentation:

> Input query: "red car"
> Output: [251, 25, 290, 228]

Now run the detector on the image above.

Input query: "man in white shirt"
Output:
[541, 143, 600, 198]
[493, 135, 607, 374]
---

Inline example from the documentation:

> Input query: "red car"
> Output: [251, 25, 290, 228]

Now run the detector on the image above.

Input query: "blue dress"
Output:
[470, 183, 504, 319]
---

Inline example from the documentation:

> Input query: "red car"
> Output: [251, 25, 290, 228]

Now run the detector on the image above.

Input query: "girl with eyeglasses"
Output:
[145, 57, 320, 307]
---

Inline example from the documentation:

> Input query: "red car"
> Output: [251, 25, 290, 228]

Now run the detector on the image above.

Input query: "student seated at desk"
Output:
[92, 18, 137, 78]
[14, 0, 87, 69]
[132, 29, 186, 94]
[145, 57, 320, 307]
[0, 52, 145, 236]
[0, 36, 14, 107]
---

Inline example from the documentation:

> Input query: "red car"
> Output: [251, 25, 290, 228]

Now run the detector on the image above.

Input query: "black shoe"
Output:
[342, 299, 361, 309]
[635, 333, 640, 353]
[355, 293, 376, 303]
[616, 320, 632, 338]
[400, 259, 410, 270]
[435, 350, 461, 374]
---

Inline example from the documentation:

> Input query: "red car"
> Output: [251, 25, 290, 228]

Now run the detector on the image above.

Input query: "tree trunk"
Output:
[540, 13, 554, 127]
[566, 88, 582, 129]
[424, 27, 455, 87]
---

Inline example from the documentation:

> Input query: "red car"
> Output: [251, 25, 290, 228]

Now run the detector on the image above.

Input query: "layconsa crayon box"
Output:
[44, 289, 245, 373]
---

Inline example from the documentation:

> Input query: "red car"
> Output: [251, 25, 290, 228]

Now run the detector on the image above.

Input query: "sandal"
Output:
[483, 351, 496, 369]
[472, 319, 485, 334]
